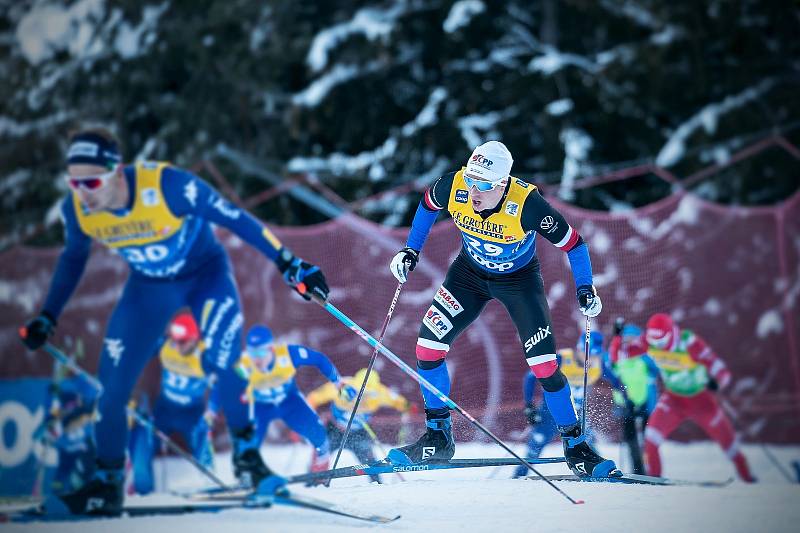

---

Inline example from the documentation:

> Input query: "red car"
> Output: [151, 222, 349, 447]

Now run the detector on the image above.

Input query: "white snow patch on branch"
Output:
[288, 87, 449, 178]
[656, 79, 776, 167]
[457, 112, 502, 148]
[16, 0, 106, 65]
[114, 2, 168, 59]
[443, 0, 485, 33]
[558, 128, 594, 200]
[292, 64, 362, 107]
[306, 4, 405, 72]
[529, 46, 600, 75]
[545, 98, 574, 116]
[756, 309, 783, 338]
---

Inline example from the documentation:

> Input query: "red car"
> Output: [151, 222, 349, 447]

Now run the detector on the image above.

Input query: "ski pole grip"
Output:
[18, 327, 27, 339]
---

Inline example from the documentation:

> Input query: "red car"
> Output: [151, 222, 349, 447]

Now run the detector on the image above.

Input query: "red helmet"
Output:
[645, 313, 677, 349]
[169, 313, 199, 343]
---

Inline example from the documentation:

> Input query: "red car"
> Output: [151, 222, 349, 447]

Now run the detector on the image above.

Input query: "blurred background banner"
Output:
[0, 378, 51, 496]
[1, 169, 797, 443]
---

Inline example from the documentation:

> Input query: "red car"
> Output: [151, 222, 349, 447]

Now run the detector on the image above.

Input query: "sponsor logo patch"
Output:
[517, 179, 529, 189]
[434, 286, 463, 317]
[423, 306, 453, 339]
[540, 216, 554, 231]
[524, 326, 552, 353]
[454, 189, 469, 203]
[141, 187, 159, 206]
[505, 201, 518, 216]
[470, 154, 493, 169]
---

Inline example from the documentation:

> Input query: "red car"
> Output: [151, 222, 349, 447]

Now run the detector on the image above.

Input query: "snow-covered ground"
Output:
[4, 440, 799, 532]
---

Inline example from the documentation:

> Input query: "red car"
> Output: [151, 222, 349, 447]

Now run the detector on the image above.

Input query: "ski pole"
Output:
[581, 316, 591, 435]
[297, 285, 584, 505]
[30, 339, 235, 491]
[328, 281, 404, 486]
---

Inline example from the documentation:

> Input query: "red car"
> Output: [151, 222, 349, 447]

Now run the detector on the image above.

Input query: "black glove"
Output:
[20, 312, 56, 350]
[613, 317, 625, 336]
[707, 377, 719, 392]
[389, 247, 420, 284]
[576, 284, 602, 317]
[524, 403, 542, 426]
[278, 252, 330, 301]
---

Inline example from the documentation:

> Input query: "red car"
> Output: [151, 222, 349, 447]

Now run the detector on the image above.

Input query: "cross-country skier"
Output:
[237, 324, 356, 477]
[128, 312, 218, 494]
[42, 377, 100, 497]
[603, 318, 659, 475]
[610, 312, 755, 482]
[387, 140, 618, 478]
[19, 128, 330, 515]
[512, 333, 604, 478]
[307, 368, 412, 482]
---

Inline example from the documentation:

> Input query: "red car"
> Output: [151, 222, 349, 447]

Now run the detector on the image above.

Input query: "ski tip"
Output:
[574, 499, 585, 505]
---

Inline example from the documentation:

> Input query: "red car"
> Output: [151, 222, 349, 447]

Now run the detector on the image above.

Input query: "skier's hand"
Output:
[524, 403, 542, 426]
[389, 247, 419, 284]
[337, 383, 358, 402]
[577, 285, 602, 317]
[281, 256, 330, 301]
[20, 312, 56, 350]
[613, 317, 626, 336]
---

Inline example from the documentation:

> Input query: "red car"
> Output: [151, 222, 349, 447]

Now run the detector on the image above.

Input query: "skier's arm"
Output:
[520, 191, 593, 287]
[686, 333, 732, 389]
[42, 198, 92, 319]
[601, 354, 624, 391]
[288, 345, 341, 384]
[161, 167, 328, 300]
[405, 172, 455, 252]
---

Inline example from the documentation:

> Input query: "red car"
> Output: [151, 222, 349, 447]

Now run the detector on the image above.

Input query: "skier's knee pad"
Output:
[526, 353, 559, 379]
[416, 338, 449, 363]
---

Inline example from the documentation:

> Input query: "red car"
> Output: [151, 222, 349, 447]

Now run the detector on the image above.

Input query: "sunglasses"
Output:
[463, 174, 501, 192]
[65, 166, 118, 191]
[247, 345, 273, 359]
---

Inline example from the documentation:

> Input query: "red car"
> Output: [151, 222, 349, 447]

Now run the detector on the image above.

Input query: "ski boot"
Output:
[387, 408, 455, 465]
[231, 425, 287, 496]
[50, 460, 124, 516]
[561, 424, 620, 478]
[306, 444, 331, 486]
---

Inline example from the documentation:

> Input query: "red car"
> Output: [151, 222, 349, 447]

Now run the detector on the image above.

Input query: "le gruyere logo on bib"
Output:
[455, 189, 469, 203]
[452, 212, 505, 240]
[434, 286, 463, 316]
[423, 305, 452, 339]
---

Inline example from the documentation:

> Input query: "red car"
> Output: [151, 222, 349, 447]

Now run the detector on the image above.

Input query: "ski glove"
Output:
[338, 383, 358, 402]
[20, 312, 56, 350]
[280, 255, 330, 301]
[389, 247, 419, 284]
[613, 316, 626, 336]
[576, 285, 602, 317]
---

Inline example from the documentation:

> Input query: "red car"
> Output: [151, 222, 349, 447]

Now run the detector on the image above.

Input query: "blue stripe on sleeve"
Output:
[566, 242, 593, 288]
[406, 201, 439, 251]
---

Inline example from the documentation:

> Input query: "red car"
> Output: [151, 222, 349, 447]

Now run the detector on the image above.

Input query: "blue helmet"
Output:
[246, 325, 273, 352]
[622, 324, 642, 339]
[576, 331, 605, 355]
